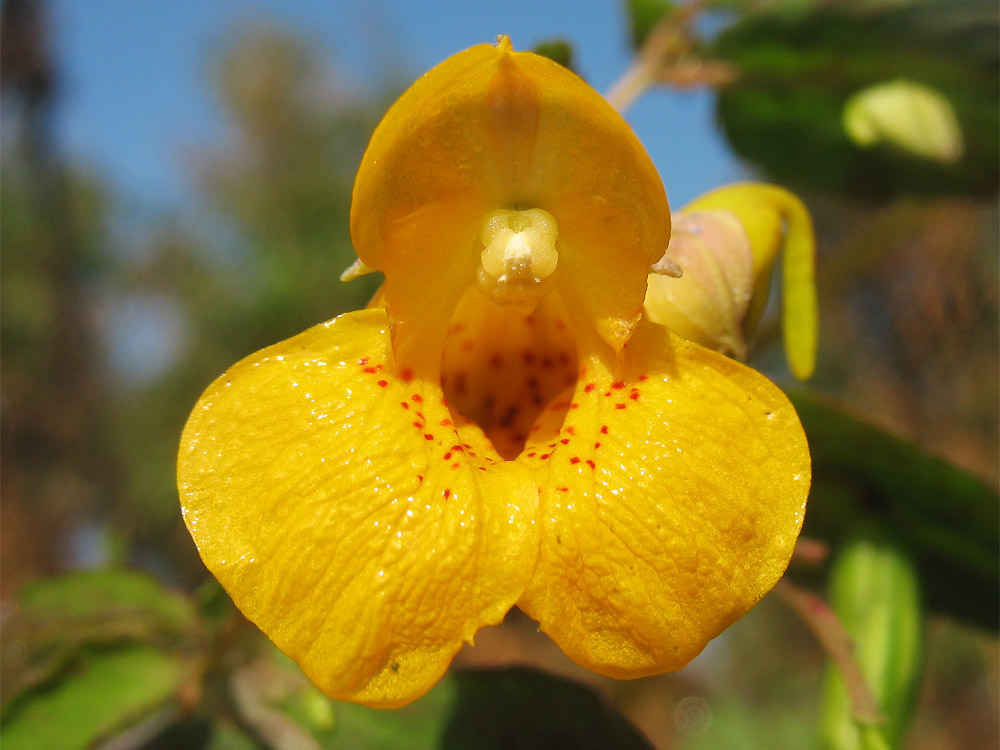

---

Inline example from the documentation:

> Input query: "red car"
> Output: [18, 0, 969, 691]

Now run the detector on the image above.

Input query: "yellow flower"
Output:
[178, 38, 810, 708]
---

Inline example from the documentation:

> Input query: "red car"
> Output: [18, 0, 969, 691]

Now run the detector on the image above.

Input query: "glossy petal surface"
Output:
[516, 320, 810, 677]
[179, 309, 538, 706]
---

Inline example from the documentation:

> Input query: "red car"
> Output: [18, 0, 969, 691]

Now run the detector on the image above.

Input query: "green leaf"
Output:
[440, 668, 654, 750]
[531, 39, 576, 71]
[711, 0, 999, 199]
[248, 644, 651, 749]
[2, 568, 201, 710]
[625, 0, 678, 48]
[1, 644, 185, 750]
[789, 391, 999, 631]
[821, 534, 924, 750]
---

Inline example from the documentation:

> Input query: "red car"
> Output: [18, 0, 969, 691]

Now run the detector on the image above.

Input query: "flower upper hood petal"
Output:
[350, 37, 671, 362]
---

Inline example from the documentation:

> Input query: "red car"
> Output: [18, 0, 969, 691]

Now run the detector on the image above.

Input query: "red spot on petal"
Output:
[615, 403, 626, 410]
[612, 381, 625, 390]
[412, 394, 423, 403]
[639, 374, 650, 382]
[586, 459, 596, 469]
[440, 397, 449, 407]
[401, 401, 410, 409]
[443, 489, 451, 498]
[527, 452, 536, 458]
[400, 367, 414, 383]
[523, 351, 536, 364]
[557, 487, 569, 492]
[478, 466, 487, 471]
[377, 380, 388, 388]
[566, 426, 576, 435]
[594, 442, 602, 449]
[359, 357, 369, 365]
[560, 438, 570, 445]
[540, 453, 551, 460]
[363, 366, 379, 374]
[440, 418, 453, 427]
[630, 390, 640, 401]
[444, 452, 453, 460]
[424, 433, 435, 441]
[600, 425, 609, 434]
[570, 402, 579, 409]
[604, 391, 612, 397]
[570, 456, 581, 464]
[451, 445, 464, 453]
[417, 474, 424, 482]
[461, 340, 475, 352]
[451, 462, 461, 469]
[584, 383, 596, 393]
[489, 354, 503, 369]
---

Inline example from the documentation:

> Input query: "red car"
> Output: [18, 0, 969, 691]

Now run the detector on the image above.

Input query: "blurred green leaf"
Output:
[1, 569, 201, 710]
[1, 644, 185, 750]
[711, 0, 999, 199]
[440, 668, 653, 750]
[625, 0, 678, 48]
[790, 391, 999, 631]
[16, 568, 197, 631]
[821, 534, 924, 750]
[205, 722, 263, 750]
[532, 39, 576, 71]
[248, 646, 651, 749]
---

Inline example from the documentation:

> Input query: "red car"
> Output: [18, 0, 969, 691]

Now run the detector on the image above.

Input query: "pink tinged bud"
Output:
[644, 210, 754, 360]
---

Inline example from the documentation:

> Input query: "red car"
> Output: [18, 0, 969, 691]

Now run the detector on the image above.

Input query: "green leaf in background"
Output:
[1, 568, 202, 710]
[440, 668, 654, 750]
[1, 644, 185, 750]
[711, 0, 999, 199]
[532, 39, 576, 71]
[821, 534, 924, 750]
[625, 0, 678, 48]
[789, 391, 999, 631]
[242, 646, 653, 749]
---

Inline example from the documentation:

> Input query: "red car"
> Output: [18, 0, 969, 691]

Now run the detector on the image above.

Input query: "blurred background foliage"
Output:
[1, 0, 997, 748]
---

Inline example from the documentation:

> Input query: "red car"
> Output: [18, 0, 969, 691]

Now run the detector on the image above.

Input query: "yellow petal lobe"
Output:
[178, 309, 538, 707]
[350, 39, 670, 357]
[516, 320, 810, 677]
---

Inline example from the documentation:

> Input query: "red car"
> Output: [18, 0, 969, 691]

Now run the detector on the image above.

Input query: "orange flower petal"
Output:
[516, 320, 809, 677]
[178, 309, 539, 706]
[350, 38, 670, 359]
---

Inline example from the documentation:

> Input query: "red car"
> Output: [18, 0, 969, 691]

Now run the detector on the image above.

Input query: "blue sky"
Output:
[52, 0, 746, 211]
